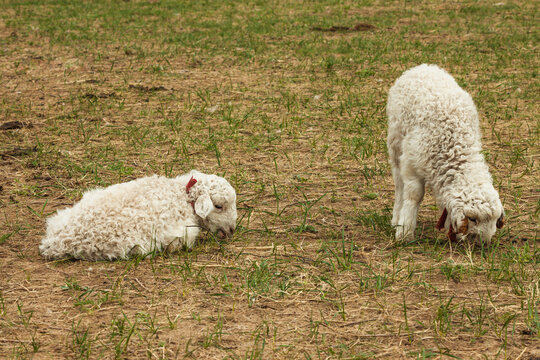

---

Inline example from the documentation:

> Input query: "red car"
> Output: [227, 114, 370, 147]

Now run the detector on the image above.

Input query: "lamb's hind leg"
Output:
[395, 170, 425, 241]
[388, 137, 404, 226]
[391, 165, 404, 226]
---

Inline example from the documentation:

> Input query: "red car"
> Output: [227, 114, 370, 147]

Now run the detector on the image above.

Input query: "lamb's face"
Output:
[452, 186, 504, 242]
[204, 183, 237, 238]
[191, 173, 237, 239]
[461, 208, 504, 242]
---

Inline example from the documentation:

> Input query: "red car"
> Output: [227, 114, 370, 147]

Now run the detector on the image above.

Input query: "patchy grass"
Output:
[0, 0, 538, 358]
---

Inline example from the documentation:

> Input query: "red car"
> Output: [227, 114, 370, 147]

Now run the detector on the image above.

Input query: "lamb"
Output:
[386, 64, 504, 242]
[39, 170, 237, 260]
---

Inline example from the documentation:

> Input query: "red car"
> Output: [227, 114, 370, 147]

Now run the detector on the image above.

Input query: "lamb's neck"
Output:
[435, 154, 492, 207]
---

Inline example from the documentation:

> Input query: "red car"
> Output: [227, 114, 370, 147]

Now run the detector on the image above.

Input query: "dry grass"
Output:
[0, 0, 538, 359]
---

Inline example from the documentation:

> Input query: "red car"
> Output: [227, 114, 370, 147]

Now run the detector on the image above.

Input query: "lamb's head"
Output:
[439, 184, 504, 242]
[186, 170, 237, 239]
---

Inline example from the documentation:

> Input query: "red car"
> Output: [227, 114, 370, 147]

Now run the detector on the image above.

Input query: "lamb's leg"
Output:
[182, 226, 201, 249]
[164, 225, 200, 251]
[388, 135, 403, 226]
[391, 165, 404, 226]
[395, 175, 425, 241]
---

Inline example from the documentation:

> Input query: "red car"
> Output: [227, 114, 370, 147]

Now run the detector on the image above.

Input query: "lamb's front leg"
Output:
[395, 176, 425, 241]
[164, 224, 200, 251]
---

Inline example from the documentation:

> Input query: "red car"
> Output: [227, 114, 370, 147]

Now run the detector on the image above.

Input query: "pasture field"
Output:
[0, 0, 538, 358]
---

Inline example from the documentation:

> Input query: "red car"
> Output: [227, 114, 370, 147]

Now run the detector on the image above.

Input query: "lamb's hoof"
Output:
[395, 227, 413, 243]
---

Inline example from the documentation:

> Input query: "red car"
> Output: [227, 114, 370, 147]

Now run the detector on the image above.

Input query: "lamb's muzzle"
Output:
[217, 226, 235, 239]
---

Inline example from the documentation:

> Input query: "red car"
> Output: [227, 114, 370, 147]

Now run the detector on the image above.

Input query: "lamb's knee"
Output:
[175, 226, 200, 249]
[403, 180, 424, 203]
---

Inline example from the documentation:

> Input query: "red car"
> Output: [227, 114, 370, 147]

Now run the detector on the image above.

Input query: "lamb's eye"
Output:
[467, 217, 477, 223]
[214, 204, 223, 209]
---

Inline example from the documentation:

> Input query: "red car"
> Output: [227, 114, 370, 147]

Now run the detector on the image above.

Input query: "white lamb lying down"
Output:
[40, 170, 237, 260]
[387, 64, 504, 242]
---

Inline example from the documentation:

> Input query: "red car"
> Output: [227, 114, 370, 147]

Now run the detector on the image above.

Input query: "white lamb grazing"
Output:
[387, 64, 504, 242]
[39, 170, 237, 260]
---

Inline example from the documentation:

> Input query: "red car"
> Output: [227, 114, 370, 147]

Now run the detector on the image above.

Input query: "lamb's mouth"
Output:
[217, 227, 235, 239]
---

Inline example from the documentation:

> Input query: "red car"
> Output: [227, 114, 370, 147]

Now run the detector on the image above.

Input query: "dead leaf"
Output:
[0, 121, 32, 130]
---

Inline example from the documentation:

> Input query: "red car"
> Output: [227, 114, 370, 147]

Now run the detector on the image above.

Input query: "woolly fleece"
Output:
[387, 64, 504, 242]
[39, 170, 237, 260]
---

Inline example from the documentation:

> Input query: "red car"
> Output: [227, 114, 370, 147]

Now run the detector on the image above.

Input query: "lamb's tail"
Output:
[39, 236, 60, 259]
[39, 209, 72, 259]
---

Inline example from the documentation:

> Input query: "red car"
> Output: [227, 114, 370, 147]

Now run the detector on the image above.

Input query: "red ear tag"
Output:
[186, 177, 197, 194]
[436, 208, 448, 231]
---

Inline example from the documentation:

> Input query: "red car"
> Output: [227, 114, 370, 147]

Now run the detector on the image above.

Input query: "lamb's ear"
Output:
[458, 217, 469, 234]
[447, 211, 464, 241]
[496, 214, 504, 229]
[194, 194, 213, 219]
[436, 208, 448, 231]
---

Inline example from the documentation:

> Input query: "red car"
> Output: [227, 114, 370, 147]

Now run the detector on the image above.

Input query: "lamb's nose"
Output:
[229, 227, 235, 236]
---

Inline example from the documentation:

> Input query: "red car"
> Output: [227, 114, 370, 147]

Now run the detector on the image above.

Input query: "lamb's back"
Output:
[40, 175, 190, 259]
[389, 65, 477, 129]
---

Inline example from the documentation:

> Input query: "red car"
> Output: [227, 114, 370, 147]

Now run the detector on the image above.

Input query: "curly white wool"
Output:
[39, 170, 237, 260]
[387, 64, 504, 242]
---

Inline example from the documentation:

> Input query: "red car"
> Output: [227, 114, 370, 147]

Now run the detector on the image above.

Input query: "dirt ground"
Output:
[0, 1, 538, 359]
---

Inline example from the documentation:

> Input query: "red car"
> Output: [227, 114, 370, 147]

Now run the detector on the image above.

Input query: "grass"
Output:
[0, 0, 538, 358]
